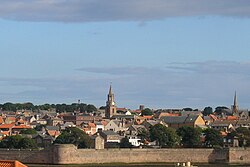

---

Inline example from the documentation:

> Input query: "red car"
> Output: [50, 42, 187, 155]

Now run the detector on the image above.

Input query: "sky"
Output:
[1, 0, 250, 110]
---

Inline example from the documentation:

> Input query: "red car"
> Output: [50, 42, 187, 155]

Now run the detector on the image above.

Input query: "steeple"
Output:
[109, 84, 112, 96]
[234, 91, 237, 107]
[232, 91, 239, 115]
[105, 84, 117, 118]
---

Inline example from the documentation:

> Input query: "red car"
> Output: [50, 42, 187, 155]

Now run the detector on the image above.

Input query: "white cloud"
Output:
[1, 0, 250, 22]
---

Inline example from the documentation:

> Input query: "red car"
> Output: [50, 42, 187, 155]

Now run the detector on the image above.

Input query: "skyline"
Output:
[1, 1, 250, 109]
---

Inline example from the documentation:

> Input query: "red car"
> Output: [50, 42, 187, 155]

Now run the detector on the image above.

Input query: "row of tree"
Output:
[140, 107, 231, 117]
[137, 124, 223, 148]
[0, 102, 97, 113]
[0, 135, 37, 149]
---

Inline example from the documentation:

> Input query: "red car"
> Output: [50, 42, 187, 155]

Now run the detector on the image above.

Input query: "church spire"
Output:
[232, 91, 239, 115]
[234, 91, 237, 107]
[105, 84, 117, 118]
[109, 84, 112, 96]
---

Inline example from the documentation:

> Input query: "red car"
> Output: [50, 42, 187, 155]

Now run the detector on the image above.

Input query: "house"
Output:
[47, 117, 63, 126]
[21, 133, 55, 148]
[4, 116, 16, 124]
[104, 119, 127, 132]
[99, 130, 121, 143]
[95, 122, 104, 131]
[235, 120, 250, 129]
[161, 115, 206, 129]
[156, 112, 180, 119]
[111, 115, 135, 121]
[11, 124, 31, 135]
[91, 133, 105, 149]
[36, 119, 47, 125]
[62, 115, 102, 126]
[83, 122, 96, 135]
[33, 133, 55, 148]
[0, 123, 15, 136]
[60, 122, 76, 130]
[46, 126, 61, 137]
[181, 111, 202, 116]
[127, 135, 141, 147]
[127, 124, 147, 136]
[203, 114, 218, 125]
[141, 120, 164, 130]
[25, 115, 37, 124]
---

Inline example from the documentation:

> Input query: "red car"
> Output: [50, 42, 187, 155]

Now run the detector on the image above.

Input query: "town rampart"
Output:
[1, 145, 250, 164]
[0, 148, 51, 164]
[228, 147, 250, 164]
[52, 144, 228, 164]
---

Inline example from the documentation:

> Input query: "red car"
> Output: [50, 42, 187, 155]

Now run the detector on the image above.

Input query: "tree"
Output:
[150, 124, 179, 147]
[204, 128, 223, 147]
[120, 137, 132, 148]
[137, 128, 150, 144]
[183, 108, 193, 111]
[234, 127, 250, 147]
[2, 102, 16, 112]
[214, 106, 229, 115]
[203, 107, 213, 116]
[54, 127, 93, 148]
[18, 137, 38, 149]
[86, 104, 97, 113]
[20, 129, 37, 135]
[0, 135, 37, 149]
[177, 126, 201, 147]
[0, 135, 22, 148]
[34, 124, 46, 131]
[141, 108, 153, 116]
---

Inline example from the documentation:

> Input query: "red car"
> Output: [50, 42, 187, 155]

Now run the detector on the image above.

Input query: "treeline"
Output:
[0, 102, 97, 113]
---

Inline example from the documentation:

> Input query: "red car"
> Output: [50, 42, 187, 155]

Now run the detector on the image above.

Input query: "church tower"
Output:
[105, 85, 117, 118]
[232, 91, 239, 115]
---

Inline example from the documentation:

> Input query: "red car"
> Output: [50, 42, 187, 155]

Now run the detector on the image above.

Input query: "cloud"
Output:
[1, 61, 250, 109]
[77, 67, 163, 76]
[1, 0, 250, 22]
[166, 61, 250, 75]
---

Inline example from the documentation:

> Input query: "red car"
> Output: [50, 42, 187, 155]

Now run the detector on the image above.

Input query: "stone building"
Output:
[105, 85, 117, 119]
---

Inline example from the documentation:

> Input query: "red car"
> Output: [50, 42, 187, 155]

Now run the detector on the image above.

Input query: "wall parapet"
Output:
[1, 144, 250, 165]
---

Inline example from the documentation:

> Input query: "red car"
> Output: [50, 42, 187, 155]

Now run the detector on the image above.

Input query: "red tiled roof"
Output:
[47, 130, 60, 137]
[12, 125, 31, 129]
[0, 123, 15, 129]
[101, 120, 108, 126]
[0, 116, 4, 124]
[88, 122, 96, 128]
[0, 131, 10, 136]
[142, 115, 153, 120]
[6, 117, 16, 121]
[209, 114, 218, 121]
[131, 110, 142, 114]
[226, 116, 238, 120]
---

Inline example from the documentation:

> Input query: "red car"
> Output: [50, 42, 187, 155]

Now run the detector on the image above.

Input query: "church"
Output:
[105, 85, 117, 119]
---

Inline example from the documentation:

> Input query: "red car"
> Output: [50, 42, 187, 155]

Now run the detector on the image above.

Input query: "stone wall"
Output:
[229, 147, 250, 164]
[1, 145, 250, 165]
[52, 144, 228, 164]
[0, 148, 51, 164]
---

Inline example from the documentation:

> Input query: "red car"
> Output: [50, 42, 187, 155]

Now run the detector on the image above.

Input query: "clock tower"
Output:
[105, 85, 117, 118]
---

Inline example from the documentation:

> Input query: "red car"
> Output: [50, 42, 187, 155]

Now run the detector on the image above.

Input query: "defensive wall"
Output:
[0, 144, 250, 164]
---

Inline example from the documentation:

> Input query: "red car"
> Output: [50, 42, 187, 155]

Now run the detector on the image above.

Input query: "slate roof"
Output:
[111, 115, 135, 120]
[46, 126, 60, 131]
[161, 115, 200, 124]
[101, 130, 118, 136]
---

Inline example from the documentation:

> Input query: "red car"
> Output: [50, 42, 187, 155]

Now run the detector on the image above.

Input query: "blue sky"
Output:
[0, 0, 250, 110]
